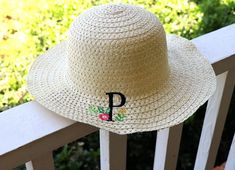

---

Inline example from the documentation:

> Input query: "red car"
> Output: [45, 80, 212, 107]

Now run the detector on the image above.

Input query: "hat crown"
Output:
[66, 3, 169, 98]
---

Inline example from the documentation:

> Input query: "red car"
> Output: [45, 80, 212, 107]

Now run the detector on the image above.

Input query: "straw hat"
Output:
[27, 3, 216, 134]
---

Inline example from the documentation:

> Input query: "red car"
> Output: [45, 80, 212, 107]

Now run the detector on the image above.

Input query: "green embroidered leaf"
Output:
[114, 113, 126, 122]
[116, 114, 121, 119]
[98, 106, 104, 113]
[88, 105, 98, 115]
[119, 113, 126, 118]
[115, 116, 122, 121]
[105, 107, 110, 113]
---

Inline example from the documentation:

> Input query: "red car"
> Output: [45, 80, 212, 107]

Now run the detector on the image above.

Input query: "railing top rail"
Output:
[192, 23, 235, 74]
[0, 102, 97, 169]
[193, 23, 235, 64]
[0, 102, 75, 155]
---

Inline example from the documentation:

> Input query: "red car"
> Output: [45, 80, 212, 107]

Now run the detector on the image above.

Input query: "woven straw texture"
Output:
[27, 3, 216, 134]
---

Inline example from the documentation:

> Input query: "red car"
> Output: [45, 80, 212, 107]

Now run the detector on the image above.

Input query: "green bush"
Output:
[1, 0, 235, 170]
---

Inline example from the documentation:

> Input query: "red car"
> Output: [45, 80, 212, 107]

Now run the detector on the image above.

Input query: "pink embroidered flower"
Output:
[99, 113, 109, 121]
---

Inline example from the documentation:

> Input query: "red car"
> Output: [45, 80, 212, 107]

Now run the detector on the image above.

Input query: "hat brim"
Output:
[27, 34, 216, 134]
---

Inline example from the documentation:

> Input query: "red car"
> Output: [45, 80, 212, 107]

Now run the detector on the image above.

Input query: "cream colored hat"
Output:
[27, 3, 216, 134]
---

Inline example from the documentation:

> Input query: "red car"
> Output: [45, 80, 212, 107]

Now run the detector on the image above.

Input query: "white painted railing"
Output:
[0, 24, 235, 170]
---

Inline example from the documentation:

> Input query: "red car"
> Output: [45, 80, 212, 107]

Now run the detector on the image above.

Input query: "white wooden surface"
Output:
[192, 23, 235, 74]
[100, 130, 127, 170]
[0, 102, 74, 155]
[153, 123, 183, 170]
[225, 133, 235, 170]
[0, 102, 97, 169]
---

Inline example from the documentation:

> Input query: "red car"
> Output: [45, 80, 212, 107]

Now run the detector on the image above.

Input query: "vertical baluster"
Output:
[225, 133, 235, 170]
[194, 71, 235, 170]
[100, 130, 127, 170]
[153, 123, 183, 170]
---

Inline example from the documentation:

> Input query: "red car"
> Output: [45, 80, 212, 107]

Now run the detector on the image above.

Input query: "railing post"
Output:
[225, 133, 235, 170]
[99, 130, 127, 170]
[153, 123, 183, 170]
[25, 152, 54, 170]
[194, 70, 235, 170]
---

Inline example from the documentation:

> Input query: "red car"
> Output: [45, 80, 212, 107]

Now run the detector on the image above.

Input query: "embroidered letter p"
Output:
[106, 92, 126, 121]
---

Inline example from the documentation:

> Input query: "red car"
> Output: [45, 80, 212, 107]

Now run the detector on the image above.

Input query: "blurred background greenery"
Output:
[0, 0, 234, 169]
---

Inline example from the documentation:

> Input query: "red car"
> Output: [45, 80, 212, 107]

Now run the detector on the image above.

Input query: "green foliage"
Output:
[53, 132, 100, 170]
[1, 0, 235, 169]
[0, 0, 91, 111]
[197, 0, 235, 34]
[143, 0, 203, 38]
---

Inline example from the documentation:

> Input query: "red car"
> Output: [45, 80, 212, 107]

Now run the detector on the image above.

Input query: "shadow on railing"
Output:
[0, 24, 235, 170]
